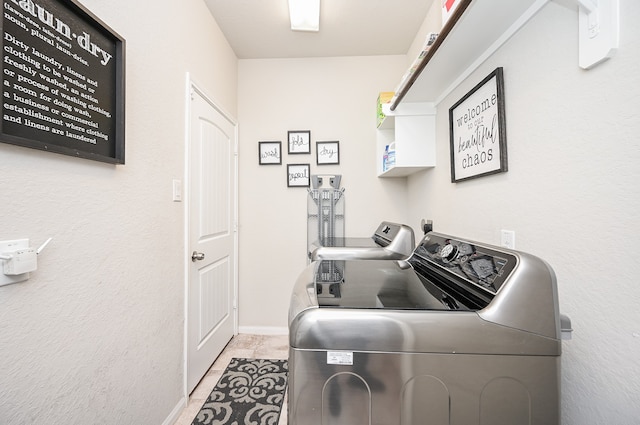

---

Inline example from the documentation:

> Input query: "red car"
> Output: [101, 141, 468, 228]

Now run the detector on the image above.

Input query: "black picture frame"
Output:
[287, 163, 310, 187]
[1, 0, 126, 164]
[258, 141, 281, 165]
[448, 67, 507, 183]
[316, 141, 339, 165]
[287, 130, 310, 154]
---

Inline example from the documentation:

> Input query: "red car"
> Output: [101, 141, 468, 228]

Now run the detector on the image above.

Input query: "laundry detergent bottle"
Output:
[386, 142, 396, 169]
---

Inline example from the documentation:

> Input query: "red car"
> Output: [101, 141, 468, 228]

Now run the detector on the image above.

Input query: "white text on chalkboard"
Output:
[7, 0, 112, 65]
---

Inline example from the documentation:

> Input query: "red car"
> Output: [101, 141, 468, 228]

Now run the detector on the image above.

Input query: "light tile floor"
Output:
[174, 334, 290, 425]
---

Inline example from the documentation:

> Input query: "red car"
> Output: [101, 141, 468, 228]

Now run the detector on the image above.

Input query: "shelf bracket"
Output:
[576, 0, 619, 69]
[577, 0, 596, 14]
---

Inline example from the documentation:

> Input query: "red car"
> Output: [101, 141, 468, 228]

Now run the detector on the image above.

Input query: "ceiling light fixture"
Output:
[288, 0, 320, 32]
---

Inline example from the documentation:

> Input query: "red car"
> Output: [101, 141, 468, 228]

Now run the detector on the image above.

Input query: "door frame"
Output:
[182, 74, 239, 397]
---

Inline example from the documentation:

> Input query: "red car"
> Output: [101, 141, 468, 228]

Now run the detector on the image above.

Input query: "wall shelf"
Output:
[391, 0, 549, 109]
[376, 103, 436, 178]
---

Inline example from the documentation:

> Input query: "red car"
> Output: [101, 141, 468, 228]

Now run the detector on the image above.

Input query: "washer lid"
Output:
[316, 260, 460, 311]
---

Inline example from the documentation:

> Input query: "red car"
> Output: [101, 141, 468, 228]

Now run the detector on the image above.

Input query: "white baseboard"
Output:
[238, 325, 288, 336]
[163, 396, 187, 425]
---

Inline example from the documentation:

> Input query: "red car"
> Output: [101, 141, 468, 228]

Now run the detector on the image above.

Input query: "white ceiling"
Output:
[203, 0, 436, 59]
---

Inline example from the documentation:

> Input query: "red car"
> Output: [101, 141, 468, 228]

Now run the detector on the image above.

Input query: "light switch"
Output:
[172, 179, 182, 202]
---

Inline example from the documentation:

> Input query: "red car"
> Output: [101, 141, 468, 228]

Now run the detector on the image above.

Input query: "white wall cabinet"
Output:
[376, 102, 436, 177]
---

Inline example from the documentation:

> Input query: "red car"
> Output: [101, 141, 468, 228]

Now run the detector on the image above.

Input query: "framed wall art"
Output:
[449, 67, 507, 183]
[288, 130, 311, 154]
[258, 141, 281, 165]
[316, 141, 340, 165]
[287, 163, 310, 187]
[1, 0, 126, 164]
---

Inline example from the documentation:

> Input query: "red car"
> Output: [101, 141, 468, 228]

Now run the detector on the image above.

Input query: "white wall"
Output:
[237, 56, 409, 330]
[405, 1, 640, 424]
[0, 0, 237, 423]
[2, 0, 637, 423]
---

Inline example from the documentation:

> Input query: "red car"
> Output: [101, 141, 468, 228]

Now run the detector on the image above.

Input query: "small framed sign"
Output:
[316, 141, 339, 165]
[288, 130, 311, 154]
[287, 163, 310, 187]
[449, 67, 507, 183]
[258, 141, 281, 165]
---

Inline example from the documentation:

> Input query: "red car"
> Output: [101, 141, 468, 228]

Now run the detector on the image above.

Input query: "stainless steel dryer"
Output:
[288, 231, 571, 425]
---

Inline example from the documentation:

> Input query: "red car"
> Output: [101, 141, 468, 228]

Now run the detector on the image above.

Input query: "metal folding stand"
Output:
[307, 175, 344, 286]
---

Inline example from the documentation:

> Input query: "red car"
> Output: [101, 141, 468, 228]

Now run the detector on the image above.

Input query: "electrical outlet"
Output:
[0, 239, 30, 287]
[501, 230, 515, 249]
[4, 248, 37, 275]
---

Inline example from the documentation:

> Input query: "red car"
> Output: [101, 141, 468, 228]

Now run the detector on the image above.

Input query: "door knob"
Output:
[191, 251, 205, 262]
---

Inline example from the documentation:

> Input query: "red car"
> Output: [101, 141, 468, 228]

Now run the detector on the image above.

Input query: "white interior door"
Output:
[187, 84, 237, 394]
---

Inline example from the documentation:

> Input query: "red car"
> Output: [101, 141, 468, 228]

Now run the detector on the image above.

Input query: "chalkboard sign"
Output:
[1, 0, 125, 163]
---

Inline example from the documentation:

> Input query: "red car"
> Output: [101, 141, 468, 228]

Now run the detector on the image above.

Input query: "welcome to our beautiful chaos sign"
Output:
[448, 67, 507, 183]
[1, 0, 125, 163]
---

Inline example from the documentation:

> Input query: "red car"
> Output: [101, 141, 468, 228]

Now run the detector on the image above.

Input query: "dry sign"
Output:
[449, 67, 507, 182]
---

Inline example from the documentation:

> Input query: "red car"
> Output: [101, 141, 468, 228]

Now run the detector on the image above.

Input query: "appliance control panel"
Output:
[410, 233, 517, 295]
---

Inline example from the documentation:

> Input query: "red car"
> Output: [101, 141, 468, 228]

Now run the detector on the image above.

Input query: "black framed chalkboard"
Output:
[1, 0, 125, 164]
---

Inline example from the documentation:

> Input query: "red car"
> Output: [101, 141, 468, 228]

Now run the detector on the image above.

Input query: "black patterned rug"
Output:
[191, 358, 289, 425]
